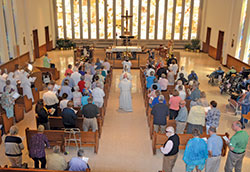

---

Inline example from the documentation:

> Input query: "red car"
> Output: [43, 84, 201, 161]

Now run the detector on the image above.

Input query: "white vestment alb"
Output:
[122, 61, 132, 73]
[20, 74, 34, 102]
[119, 79, 132, 112]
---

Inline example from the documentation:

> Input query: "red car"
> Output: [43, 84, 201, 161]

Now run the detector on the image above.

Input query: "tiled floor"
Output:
[0, 49, 249, 172]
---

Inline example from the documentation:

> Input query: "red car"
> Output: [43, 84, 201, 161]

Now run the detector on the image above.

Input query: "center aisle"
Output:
[89, 69, 161, 172]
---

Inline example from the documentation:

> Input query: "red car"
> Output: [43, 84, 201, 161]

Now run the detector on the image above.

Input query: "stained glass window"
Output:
[174, 0, 182, 40]
[166, 0, 174, 40]
[124, 0, 131, 34]
[149, 0, 156, 39]
[99, 0, 105, 39]
[73, 0, 80, 39]
[236, 0, 248, 59]
[116, 0, 122, 38]
[82, 0, 88, 39]
[182, 0, 191, 40]
[132, 0, 139, 38]
[107, 0, 113, 39]
[65, 0, 72, 39]
[157, 0, 165, 40]
[141, 0, 148, 39]
[90, 0, 96, 39]
[57, 0, 64, 38]
[191, 0, 200, 39]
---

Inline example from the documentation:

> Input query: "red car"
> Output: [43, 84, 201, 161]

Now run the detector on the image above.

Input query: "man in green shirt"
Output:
[224, 121, 249, 172]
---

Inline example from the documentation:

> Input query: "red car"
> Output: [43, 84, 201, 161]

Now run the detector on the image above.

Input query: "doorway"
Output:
[216, 31, 224, 62]
[204, 27, 211, 53]
[45, 26, 51, 51]
[33, 29, 39, 58]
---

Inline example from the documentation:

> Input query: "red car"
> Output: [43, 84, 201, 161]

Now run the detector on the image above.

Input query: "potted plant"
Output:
[191, 39, 200, 52]
[184, 43, 192, 51]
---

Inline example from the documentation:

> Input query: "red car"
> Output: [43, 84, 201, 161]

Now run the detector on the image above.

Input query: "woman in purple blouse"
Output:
[29, 125, 50, 168]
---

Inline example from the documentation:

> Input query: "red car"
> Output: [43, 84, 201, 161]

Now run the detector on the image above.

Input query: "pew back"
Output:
[0, 168, 90, 172]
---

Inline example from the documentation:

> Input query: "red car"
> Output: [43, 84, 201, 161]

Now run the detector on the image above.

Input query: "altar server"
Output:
[122, 58, 132, 73]
[20, 73, 34, 102]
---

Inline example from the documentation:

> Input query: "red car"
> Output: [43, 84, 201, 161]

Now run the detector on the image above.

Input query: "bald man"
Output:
[160, 126, 180, 172]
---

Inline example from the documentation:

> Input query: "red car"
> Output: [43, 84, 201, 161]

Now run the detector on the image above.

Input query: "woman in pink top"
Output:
[169, 89, 182, 119]
[158, 73, 168, 91]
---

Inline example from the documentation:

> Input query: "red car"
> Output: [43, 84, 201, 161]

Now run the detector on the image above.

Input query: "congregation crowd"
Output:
[2, 56, 112, 171]
[143, 55, 249, 172]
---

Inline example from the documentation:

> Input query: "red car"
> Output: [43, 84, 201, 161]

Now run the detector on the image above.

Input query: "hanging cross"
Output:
[121, 10, 133, 35]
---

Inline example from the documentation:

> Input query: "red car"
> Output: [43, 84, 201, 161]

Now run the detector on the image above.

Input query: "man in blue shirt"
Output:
[205, 127, 223, 172]
[69, 149, 89, 171]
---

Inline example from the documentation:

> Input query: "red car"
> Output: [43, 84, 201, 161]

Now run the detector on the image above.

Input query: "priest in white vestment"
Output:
[20, 73, 34, 102]
[122, 59, 132, 73]
[119, 74, 133, 112]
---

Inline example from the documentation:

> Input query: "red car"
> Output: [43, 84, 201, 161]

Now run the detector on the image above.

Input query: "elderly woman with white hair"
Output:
[92, 82, 105, 108]
[4, 126, 24, 168]
[119, 73, 133, 112]
[73, 86, 82, 107]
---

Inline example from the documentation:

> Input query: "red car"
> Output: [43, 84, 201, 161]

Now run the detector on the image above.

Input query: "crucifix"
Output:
[121, 10, 133, 35]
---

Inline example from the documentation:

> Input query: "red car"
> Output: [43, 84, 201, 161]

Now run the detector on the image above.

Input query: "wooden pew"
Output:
[35, 66, 60, 81]
[32, 87, 40, 104]
[2, 113, 14, 134]
[25, 127, 99, 153]
[48, 116, 84, 131]
[15, 96, 32, 113]
[0, 168, 91, 172]
[152, 131, 229, 155]
[14, 103, 24, 123]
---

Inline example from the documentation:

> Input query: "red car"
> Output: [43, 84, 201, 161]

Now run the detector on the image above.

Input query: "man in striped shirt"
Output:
[4, 126, 24, 167]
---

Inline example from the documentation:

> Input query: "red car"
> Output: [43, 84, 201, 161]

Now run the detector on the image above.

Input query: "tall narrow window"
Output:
[141, 0, 148, 39]
[57, 0, 64, 39]
[182, 0, 191, 40]
[99, 0, 105, 39]
[90, 0, 96, 39]
[149, 0, 156, 39]
[236, 0, 248, 59]
[157, 0, 165, 40]
[191, 0, 200, 39]
[107, 0, 113, 39]
[74, 0, 80, 39]
[2, 0, 11, 59]
[65, 0, 72, 39]
[174, 0, 182, 40]
[132, 0, 139, 37]
[82, 0, 88, 39]
[116, 0, 122, 38]
[166, 0, 174, 40]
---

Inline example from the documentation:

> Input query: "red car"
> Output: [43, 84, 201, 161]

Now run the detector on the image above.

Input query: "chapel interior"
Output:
[0, 0, 250, 172]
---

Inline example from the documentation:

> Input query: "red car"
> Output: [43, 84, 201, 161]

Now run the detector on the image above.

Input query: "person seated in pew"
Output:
[158, 74, 169, 92]
[82, 97, 99, 132]
[61, 73, 75, 88]
[167, 69, 175, 86]
[64, 64, 73, 77]
[29, 125, 50, 169]
[156, 63, 167, 79]
[176, 66, 188, 81]
[43, 83, 59, 116]
[47, 145, 67, 171]
[169, 90, 182, 120]
[35, 99, 50, 130]
[4, 126, 25, 168]
[151, 90, 166, 108]
[92, 82, 105, 108]
[81, 90, 92, 107]
[188, 70, 198, 82]
[151, 95, 169, 133]
[61, 101, 77, 128]
[177, 85, 186, 100]
[146, 71, 156, 89]
[73, 86, 82, 107]
[183, 129, 208, 172]
[177, 73, 188, 85]
[60, 93, 69, 111]
[69, 149, 89, 171]
[59, 80, 73, 100]
[175, 100, 188, 134]
[160, 126, 180, 172]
